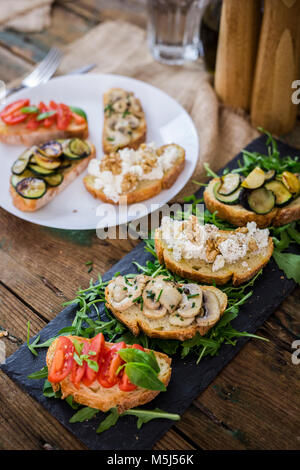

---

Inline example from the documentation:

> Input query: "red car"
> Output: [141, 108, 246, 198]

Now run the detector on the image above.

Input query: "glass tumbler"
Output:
[147, 0, 210, 65]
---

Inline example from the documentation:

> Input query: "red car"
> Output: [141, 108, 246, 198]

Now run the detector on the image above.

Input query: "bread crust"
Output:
[46, 336, 172, 414]
[155, 227, 274, 286]
[105, 283, 227, 341]
[83, 144, 185, 205]
[0, 119, 88, 147]
[204, 178, 300, 228]
[10, 143, 96, 212]
[102, 88, 147, 153]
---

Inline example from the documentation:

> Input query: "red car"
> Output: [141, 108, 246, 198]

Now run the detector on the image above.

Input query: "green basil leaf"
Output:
[118, 348, 160, 373]
[36, 110, 56, 121]
[43, 379, 61, 398]
[124, 363, 166, 391]
[69, 106, 87, 121]
[21, 106, 39, 114]
[69, 406, 99, 423]
[86, 359, 99, 372]
[273, 250, 300, 285]
[27, 365, 48, 380]
[96, 407, 119, 434]
[65, 395, 80, 410]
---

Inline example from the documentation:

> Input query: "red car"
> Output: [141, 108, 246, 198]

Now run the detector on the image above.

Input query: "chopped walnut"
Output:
[121, 172, 139, 193]
[184, 216, 203, 243]
[100, 153, 122, 175]
[206, 238, 219, 263]
[140, 147, 157, 174]
[236, 227, 249, 234]
[248, 237, 258, 251]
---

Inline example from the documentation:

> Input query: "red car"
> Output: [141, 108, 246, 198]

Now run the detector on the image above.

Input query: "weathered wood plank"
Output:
[0, 45, 32, 83]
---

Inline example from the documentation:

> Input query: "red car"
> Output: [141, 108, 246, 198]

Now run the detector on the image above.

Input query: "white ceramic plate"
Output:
[0, 73, 199, 230]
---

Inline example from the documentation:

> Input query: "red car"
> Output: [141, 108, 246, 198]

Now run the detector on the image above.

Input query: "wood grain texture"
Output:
[251, 0, 300, 135]
[214, 0, 261, 111]
[0, 3, 299, 451]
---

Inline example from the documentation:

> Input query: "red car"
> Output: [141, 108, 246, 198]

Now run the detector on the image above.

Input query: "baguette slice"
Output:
[102, 88, 146, 153]
[10, 143, 95, 212]
[0, 118, 88, 147]
[105, 276, 227, 341]
[46, 336, 172, 414]
[155, 221, 274, 286]
[204, 178, 300, 228]
[84, 143, 185, 205]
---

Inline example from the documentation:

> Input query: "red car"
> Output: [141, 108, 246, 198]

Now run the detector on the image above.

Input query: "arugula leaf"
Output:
[272, 250, 300, 285]
[69, 406, 99, 423]
[123, 408, 180, 429]
[96, 407, 119, 434]
[65, 395, 80, 410]
[27, 366, 48, 380]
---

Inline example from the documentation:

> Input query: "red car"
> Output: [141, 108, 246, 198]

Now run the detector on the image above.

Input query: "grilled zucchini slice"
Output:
[11, 147, 36, 175]
[213, 181, 242, 205]
[247, 187, 275, 214]
[64, 138, 90, 160]
[218, 173, 241, 196]
[40, 140, 63, 158]
[265, 180, 293, 207]
[242, 167, 265, 189]
[281, 171, 300, 196]
[28, 164, 56, 176]
[44, 173, 63, 187]
[15, 177, 46, 199]
[10, 170, 35, 188]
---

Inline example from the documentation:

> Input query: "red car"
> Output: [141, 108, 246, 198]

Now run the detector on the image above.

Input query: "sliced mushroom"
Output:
[108, 89, 127, 103]
[169, 313, 195, 327]
[196, 290, 220, 327]
[113, 100, 127, 113]
[128, 115, 140, 129]
[107, 275, 147, 311]
[176, 284, 203, 318]
[142, 277, 181, 319]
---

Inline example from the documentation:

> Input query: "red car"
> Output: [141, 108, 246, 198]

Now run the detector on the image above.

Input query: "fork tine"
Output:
[35, 49, 62, 84]
[22, 47, 62, 87]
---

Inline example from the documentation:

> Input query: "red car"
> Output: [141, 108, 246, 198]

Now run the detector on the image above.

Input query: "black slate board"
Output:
[2, 135, 299, 450]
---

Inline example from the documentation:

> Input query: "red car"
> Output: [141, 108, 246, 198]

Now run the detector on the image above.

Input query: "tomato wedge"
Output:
[26, 114, 39, 130]
[0, 99, 29, 119]
[48, 336, 74, 383]
[98, 341, 126, 388]
[81, 333, 105, 387]
[2, 112, 27, 125]
[119, 371, 137, 391]
[71, 111, 86, 125]
[71, 340, 89, 388]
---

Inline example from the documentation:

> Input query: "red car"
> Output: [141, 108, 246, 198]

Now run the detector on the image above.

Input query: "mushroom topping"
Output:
[108, 89, 127, 103]
[196, 290, 220, 327]
[169, 312, 195, 327]
[107, 275, 147, 311]
[142, 277, 181, 319]
[128, 115, 140, 129]
[112, 100, 127, 113]
[176, 284, 203, 318]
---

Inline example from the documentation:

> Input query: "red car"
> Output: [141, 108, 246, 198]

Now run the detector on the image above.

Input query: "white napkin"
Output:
[0, 0, 54, 32]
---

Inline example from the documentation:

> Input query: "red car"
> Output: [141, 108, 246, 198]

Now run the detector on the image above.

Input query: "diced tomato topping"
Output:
[71, 111, 86, 125]
[97, 341, 126, 388]
[70, 340, 89, 388]
[0, 99, 29, 119]
[119, 371, 137, 392]
[48, 336, 74, 383]
[26, 114, 39, 130]
[2, 112, 27, 125]
[131, 344, 145, 351]
[56, 103, 71, 130]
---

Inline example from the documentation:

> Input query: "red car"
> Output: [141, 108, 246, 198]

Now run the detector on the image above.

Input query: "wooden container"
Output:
[214, 0, 261, 111]
[251, 0, 300, 135]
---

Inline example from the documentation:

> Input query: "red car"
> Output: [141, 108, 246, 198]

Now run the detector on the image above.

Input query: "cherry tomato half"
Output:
[0, 99, 30, 119]
[98, 341, 126, 388]
[48, 336, 74, 383]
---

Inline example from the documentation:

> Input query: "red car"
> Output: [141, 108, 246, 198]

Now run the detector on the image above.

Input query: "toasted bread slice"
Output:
[204, 178, 300, 228]
[155, 216, 274, 286]
[0, 118, 88, 147]
[105, 275, 227, 341]
[10, 143, 95, 212]
[83, 143, 185, 204]
[46, 336, 171, 414]
[102, 88, 146, 153]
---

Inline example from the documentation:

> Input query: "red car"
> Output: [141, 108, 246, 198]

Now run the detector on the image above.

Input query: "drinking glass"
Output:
[147, 0, 211, 65]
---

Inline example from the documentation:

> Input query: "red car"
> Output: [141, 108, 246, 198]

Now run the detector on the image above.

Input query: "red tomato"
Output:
[131, 344, 145, 351]
[81, 333, 105, 387]
[119, 371, 137, 392]
[71, 111, 85, 125]
[0, 99, 29, 119]
[98, 341, 126, 388]
[26, 114, 39, 130]
[70, 340, 89, 388]
[49, 100, 58, 110]
[56, 103, 71, 130]
[2, 112, 27, 125]
[48, 336, 74, 383]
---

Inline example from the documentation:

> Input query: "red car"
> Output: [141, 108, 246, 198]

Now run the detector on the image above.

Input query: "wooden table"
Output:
[0, 0, 299, 451]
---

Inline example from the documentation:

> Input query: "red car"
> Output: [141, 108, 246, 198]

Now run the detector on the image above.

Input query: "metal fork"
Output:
[5, 47, 63, 97]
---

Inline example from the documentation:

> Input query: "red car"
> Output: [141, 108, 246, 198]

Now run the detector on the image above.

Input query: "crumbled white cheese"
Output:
[160, 216, 270, 271]
[87, 143, 180, 202]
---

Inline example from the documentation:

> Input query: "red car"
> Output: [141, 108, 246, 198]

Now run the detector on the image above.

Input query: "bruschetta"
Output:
[84, 143, 185, 204]
[0, 99, 88, 146]
[102, 88, 146, 153]
[10, 138, 95, 211]
[46, 334, 171, 414]
[155, 215, 274, 286]
[105, 274, 227, 341]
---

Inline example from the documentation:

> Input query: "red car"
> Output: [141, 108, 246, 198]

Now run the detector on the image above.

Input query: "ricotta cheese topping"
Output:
[159, 216, 270, 272]
[87, 143, 180, 202]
